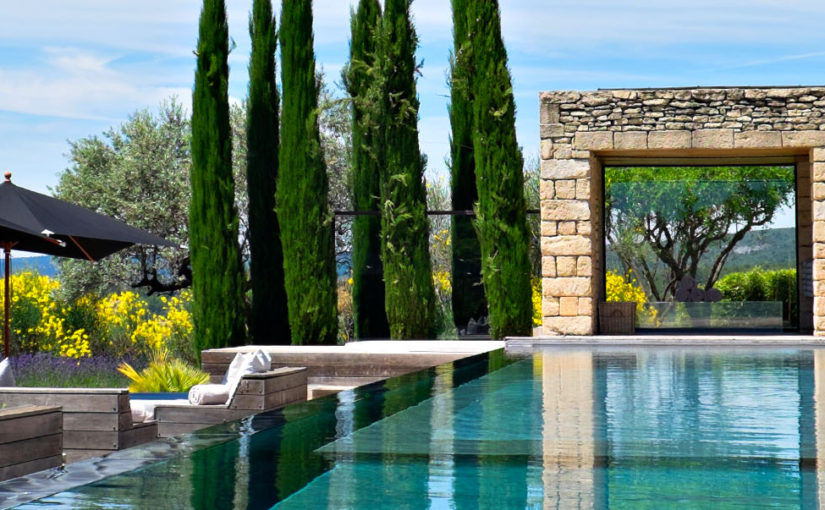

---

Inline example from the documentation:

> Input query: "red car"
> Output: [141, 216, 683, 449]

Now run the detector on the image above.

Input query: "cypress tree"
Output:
[378, 0, 436, 339]
[247, 0, 289, 344]
[468, 0, 533, 338]
[448, 0, 487, 332]
[279, 0, 337, 345]
[345, 0, 389, 340]
[189, 0, 246, 352]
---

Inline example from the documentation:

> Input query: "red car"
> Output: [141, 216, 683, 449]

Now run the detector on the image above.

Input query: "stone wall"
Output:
[539, 86, 825, 336]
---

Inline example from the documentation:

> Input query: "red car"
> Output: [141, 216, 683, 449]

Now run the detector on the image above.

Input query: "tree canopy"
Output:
[605, 165, 795, 300]
[345, 0, 390, 339]
[246, 0, 289, 344]
[279, 0, 337, 345]
[190, 0, 246, 350]
[378, 0, 436, 339]
[467, 0, 533, 338]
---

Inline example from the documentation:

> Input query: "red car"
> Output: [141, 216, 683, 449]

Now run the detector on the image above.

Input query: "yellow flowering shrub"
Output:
[96, 289, 193, 360]
[4, 271, 91, 358]
[605, 270, 658, 325]
[433, 271, 451, 297]
[4, 272, 194, 361]
[531, 276, 542, 327]
[605, 270, 647, 310]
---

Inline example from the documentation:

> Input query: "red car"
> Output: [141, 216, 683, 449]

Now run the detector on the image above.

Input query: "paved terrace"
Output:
[202, 340, 505, 397]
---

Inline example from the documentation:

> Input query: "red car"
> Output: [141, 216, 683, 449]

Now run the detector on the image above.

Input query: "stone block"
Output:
[541, 200, 591, 221]
[540, 139, 555, 160]
[574, 131, 613, 150]
[648, 130, 691, 149]
[558, 221, 577, 236]
[815, 260, 825, 280]
[542, 277, 592, 297]
[612, 90, 637, 100]
[539, 180, 555, 200]
[557, 256, 577, 277]
[553, 145, 573, 159]
[783, 131, 825, 147]
[814, 201, 825, 221]
[614, 131, 647, 150]
[577, 221, 592, 236]
[542, 256, 556, 277]
[812, 148, 825, 162]
[815, 243, 825, 259]
[555, 180, 576, 199]
[814, 183, 825, 201]
[766, 88, 799, 99]
[692, 129, 734, 148]
[540, 123, 565, 139]
[541, 236, 592, 257]
[541, 103, 560, 125]
[815, 163, 825, 182]
[542, 297, 560, 317]
[542, 316, 593, 335]
[540, 159, 590, 180]
[576, 179, 591, 200]
[541, 221, 557, 237]
[581, 93, 612, 107]
[815, 221, 825, 243]
[577, 256, 592, 277]
[815, 297, 825, 316]
[578, 297, 594, 317]
[734, 131, 782, 148]
[560, 297, 579, 316]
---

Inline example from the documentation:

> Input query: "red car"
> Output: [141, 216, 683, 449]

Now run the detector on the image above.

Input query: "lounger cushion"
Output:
[0, 358, 14, 387]
[188, 383, 230, 405]
[189, 350, 272, 408]
[131, 398, 188, 423]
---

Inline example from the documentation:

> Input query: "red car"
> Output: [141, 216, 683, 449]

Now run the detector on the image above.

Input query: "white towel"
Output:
[188, 383, 230, 405]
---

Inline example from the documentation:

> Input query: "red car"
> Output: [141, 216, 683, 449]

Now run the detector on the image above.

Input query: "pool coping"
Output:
[506, 335, 825, 352]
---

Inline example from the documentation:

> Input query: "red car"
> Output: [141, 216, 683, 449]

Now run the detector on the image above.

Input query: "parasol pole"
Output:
[2, 242, 11, 359]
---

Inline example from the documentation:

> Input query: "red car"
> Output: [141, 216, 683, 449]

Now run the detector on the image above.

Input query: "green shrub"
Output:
[715, 268, 797, 327]
[118, 349, 209, 393]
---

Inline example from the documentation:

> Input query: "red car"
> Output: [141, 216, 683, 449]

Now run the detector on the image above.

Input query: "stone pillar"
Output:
[539, 156, 598, 335]
[798, 159, 813, 333]
[812, 149, 825, 335]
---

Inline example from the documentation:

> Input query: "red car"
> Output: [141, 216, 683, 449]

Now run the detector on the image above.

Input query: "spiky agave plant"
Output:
[118, 348, 210, 392]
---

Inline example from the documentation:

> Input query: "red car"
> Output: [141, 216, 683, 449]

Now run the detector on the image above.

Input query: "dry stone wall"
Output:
[539, 86, 825, 336]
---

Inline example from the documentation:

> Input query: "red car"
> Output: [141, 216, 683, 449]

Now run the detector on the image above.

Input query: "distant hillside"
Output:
[607, 226, 797, 281]
[1, 256, 58, 277]
[721, 227, 796, 274]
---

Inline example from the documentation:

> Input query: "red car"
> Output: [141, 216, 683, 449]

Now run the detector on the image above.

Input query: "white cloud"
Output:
[0, 47, 187, 120]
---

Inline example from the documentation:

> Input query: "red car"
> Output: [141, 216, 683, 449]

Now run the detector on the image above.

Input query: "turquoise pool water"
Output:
[11, 347, 825, 508]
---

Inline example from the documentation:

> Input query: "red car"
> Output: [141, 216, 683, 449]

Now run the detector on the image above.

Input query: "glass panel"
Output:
[604, 165, 797, 331]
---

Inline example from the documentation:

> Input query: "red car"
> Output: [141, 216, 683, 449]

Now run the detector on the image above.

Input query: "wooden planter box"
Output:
[0, 388, 158, 463]
[0, 405, 63, 481]
[599, 302, 636, 335]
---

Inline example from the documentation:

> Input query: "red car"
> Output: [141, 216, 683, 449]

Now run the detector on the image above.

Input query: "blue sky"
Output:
[2, 0, 825, 196]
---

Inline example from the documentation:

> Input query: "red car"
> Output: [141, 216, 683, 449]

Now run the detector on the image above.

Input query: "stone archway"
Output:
[539, 87, 825, 335]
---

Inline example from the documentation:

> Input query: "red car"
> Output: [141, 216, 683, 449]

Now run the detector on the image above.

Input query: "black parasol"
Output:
[0, 172, 176, 357]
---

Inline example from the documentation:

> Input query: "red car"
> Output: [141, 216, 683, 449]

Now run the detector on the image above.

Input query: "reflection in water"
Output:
[540, 351, 595, 509]
[17, 349, 825, 509]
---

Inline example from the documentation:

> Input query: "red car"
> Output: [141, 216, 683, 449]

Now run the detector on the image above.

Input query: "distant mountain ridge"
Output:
[1, 255, 58, 277]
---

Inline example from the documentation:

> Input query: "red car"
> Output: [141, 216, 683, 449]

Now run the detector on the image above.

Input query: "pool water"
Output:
[14, 348, 825, 509]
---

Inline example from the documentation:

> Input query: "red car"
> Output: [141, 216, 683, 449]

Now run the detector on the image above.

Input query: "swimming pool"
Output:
[7, 347, 825, 508]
